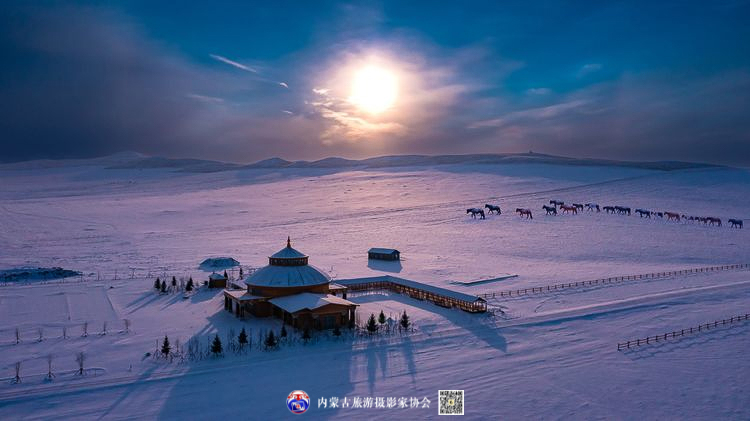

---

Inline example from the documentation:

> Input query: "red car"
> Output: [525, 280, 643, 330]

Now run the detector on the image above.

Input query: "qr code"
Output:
[438, 390, 464, 415]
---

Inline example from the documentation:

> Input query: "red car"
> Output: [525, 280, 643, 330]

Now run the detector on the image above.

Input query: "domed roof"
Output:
[270, 238, 307, 259]
[245, 237, 330, 288]
[244, 264, 330, 288]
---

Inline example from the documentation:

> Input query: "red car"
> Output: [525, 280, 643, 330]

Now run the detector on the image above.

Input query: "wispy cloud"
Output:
[209, 54, 258, 73]
[186, 93, 224, 104]
[467, 100, 588, 129]
[526, 87, 551, 95]
[578, 63, 602, 77]
[310, 88, 405, 143]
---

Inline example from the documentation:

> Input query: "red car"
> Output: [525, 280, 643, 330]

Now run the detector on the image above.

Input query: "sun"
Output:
[349, 65, 398, 114]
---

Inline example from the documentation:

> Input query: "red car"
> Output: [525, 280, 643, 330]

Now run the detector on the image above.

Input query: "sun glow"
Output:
[349, 65, 398, 114]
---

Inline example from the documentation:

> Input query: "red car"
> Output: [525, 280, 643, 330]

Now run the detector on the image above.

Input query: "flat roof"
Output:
[269, 293, 357, 314]
[223, 290, 265, 301]
[368, 248, 399, 254]
[336, 275, 485, 303]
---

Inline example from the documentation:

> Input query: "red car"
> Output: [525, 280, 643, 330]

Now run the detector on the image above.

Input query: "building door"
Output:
[322, 315, 335, 329]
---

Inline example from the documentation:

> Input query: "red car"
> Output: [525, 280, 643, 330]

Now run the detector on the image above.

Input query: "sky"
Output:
[0, 0, 749, 165]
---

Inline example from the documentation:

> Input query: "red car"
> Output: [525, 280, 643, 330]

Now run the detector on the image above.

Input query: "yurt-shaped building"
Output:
[223, 238, 357, 330]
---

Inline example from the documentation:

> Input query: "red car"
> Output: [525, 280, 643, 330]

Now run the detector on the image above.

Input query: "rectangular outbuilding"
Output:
[368, 248, 400, 261]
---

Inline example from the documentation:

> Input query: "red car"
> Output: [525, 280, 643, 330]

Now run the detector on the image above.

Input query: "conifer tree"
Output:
[160, 280, 167, 293]
[265, 330, 277, 349]
[211, 334, 223, 355]
[378, 310, 386, 325]
[367, 314, 378, 333]
[154, 278, 161, 290]
[186, 278, 193, 291]
[333, 325, 341, 337]
[280, 324, 288, 338]
[223, 270, 228, 279]
[238, 327, 248, 348]
[400, 310, 410, 330]
[302, 327, 311, 343]
[171, 276, 177, 287]
[161, 335, 171, 356]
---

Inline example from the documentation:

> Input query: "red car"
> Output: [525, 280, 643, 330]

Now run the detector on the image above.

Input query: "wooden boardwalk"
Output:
[336, 275, 487, 313]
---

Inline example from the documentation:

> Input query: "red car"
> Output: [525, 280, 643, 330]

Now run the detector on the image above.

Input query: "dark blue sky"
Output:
[1, 1, 748, 164]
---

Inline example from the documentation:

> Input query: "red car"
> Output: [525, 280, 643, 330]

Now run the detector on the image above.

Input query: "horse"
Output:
[485, 204, 502, 214]
[516, 208, 533, 219]
[635, 209, 652, 218]
[655, 212, 664, 218]
[549, 200, 564, 208]
[603, 206, 616, 214]
[542, 205, 557, 215]
[614, 206, 631, 215]
[706, 217, 721, 226]
[585, 203, 600, 212]
[729, 218, 743, 228]
[560, 205, 578, 214]
[466, 208, 485, 219]
[664, 211, 680, 221]
[572, 203, 584, 211]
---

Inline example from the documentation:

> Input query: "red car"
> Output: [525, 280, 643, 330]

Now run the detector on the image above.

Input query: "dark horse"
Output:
[614, 206, 631, 215]
[729, 218, 743, 228]
[516, 208, 533, 219]
[485, 204, 502, 214]
[542, 205, 557, 215]
[572, 203, 584, 211]
[705, 217, 722, 226]
[635, 209, 652, 218]
[550, 200, 564, 208]
[467, 208, 485, 219]
[603, 206, 616, 214]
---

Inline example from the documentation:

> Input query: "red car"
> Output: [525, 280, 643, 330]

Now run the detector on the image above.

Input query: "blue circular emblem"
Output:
[287, 390, 310, 414]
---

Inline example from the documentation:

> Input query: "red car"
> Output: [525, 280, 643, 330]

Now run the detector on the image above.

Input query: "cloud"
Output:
[0, 3, 328, 163]
[526, 88, 551, 95]
[467, 70, 750, 165]
[468, 100, 589, 129]
[209, 54, 258, 73]
[1, 2, 748, 166]
[186, 93, 225, 104]
[304, 43, 479, 148]
[578, 63, 602, 77]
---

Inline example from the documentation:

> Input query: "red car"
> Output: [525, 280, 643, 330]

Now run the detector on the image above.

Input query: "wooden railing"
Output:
[480, 264, 750, 299]
[617, 313, 750, 350]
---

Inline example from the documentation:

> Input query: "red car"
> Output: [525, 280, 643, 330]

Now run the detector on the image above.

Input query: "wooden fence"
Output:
[480, 263, 750, 300]
[617, 313, 750, 350]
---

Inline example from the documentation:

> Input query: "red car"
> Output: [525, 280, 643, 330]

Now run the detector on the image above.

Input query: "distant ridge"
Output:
[0, 152, 721, 173]
[243, 152, 720, 172]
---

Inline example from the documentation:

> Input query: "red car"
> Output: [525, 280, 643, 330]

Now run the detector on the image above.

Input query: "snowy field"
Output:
[0, 157, 749, 419]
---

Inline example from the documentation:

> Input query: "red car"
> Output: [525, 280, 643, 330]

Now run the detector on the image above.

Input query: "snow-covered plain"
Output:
[0, 157, 748, 420]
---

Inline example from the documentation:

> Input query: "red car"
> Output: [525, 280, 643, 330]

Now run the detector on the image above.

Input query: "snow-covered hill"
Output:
[0, 158, 747, 419]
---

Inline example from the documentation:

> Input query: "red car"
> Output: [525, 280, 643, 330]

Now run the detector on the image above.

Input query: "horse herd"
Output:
[467, 200, 744, 228]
